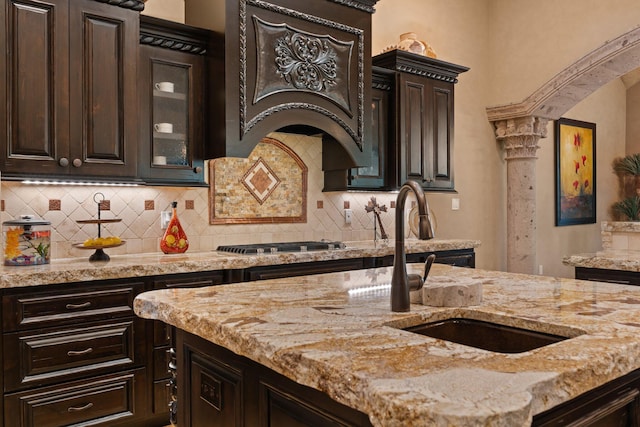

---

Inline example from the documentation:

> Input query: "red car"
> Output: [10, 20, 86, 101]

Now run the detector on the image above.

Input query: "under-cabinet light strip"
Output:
[22, 180, 139, 187]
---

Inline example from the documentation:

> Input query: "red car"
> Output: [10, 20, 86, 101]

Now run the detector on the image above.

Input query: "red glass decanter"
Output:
[160, 202, 189, 254]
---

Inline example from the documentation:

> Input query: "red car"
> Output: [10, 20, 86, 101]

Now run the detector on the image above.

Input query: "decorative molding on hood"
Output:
[328, 0, 378, 13]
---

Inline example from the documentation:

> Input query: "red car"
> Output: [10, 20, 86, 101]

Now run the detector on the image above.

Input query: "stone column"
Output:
[493, 116, 548, 274]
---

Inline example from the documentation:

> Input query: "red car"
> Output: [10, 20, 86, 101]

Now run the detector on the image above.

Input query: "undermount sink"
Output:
[404, 318, 571, 353]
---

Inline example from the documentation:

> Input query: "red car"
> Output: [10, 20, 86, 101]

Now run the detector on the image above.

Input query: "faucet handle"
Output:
[407, 255, 437, 292]
[407, 274, 424, 292]
[423, 254, 436, 282]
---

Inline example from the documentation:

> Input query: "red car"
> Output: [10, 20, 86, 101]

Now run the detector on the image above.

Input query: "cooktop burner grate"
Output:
[216, 241, 345, 255]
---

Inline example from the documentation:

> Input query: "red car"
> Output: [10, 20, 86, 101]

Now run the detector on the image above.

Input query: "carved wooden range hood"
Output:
[209, 0, 379, 177]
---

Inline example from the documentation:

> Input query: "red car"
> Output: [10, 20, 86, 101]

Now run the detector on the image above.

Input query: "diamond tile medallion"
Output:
[242, 158, 280, 204]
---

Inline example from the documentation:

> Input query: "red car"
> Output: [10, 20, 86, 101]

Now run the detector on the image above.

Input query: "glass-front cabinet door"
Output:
[139, 39, 206, 186]
[151, 60, 191, 168]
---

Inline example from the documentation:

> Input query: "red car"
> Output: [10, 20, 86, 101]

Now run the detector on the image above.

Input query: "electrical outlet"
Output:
[451, 198, 460, 210]
[160, 211, 172, 229]
[344, 209, 352, 224]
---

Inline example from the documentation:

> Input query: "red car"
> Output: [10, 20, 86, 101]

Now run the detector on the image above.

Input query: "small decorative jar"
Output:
[3, 215, 51, 266]
[397, 32, 437, 58]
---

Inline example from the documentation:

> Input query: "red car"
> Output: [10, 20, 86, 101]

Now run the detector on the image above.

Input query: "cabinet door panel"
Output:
[3, 0, 69, 173]
[428, 83, 454, 189]
[82, 16, 126, 162]
[405, 81, 426, 180]
[189, 353, 243, 427]
[68, 0, 137, 177]
[349, 87, 388, 189]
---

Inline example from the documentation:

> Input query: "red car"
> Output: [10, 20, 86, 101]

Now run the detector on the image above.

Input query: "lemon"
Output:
[165, 235, 176, 246]
[178, 238, 187, 248]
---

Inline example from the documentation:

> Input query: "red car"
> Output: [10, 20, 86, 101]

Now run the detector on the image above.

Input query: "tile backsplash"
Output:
[1, 133, 404, 260]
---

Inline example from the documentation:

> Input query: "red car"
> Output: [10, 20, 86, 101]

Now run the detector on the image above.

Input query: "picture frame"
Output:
[555, 117, 596, 226]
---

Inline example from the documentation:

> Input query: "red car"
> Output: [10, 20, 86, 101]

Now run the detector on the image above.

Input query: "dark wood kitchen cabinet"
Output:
[1, 278, 162, 427]
[532, 367, 640, 426]
[575, 267, 640, 286]
[244, 257, 366, 281]
[0, 0, 141, 181]
[150, 270, 226, 425]
[138, 16, 222, 186]
[348, 66, 395, 190]
[373, 50, 468, 191]
[373, 248, 476, 269]
[178, 329, 373, 427]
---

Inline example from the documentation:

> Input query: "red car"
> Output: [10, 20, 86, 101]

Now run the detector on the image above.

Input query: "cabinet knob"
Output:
[59, 157, 69, 167]
[72, 158, 83, 168]
[194, 166, 203, 173]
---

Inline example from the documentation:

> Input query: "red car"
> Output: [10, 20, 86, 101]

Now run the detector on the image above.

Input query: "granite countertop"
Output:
[563, 249, 640, 272]
[134, 264, 640, 426]
[0, 239, 479, 289]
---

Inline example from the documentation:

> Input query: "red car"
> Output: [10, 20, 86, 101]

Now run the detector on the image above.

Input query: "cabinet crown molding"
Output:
[93, 0, 146, 12]
[140, 16, 214, 55]
[373, 49, 469, 83]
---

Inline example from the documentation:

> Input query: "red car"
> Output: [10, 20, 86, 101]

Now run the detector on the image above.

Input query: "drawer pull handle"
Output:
[65, 302, 92, 310]
[67, 347, 93, 356]
[68, 402, 93, 412]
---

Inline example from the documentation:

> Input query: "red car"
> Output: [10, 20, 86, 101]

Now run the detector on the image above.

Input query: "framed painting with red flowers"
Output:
[555, 118, 596, 226]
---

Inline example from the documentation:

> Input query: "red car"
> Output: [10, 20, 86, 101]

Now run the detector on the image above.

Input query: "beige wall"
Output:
[141, 0, 185, 22]
[627, 82, 640, 154]
[487, 0, 640, 106]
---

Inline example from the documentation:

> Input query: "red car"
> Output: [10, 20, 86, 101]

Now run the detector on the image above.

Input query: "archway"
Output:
[486, 27, 640, 274]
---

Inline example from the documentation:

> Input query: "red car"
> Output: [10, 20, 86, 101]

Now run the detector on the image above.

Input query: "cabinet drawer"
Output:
[153, 346, 171, 380]
[3, 281, 144, 331]
[245, 258, 365, 281]
[152, 270, 224, 289]
[5, 369, 146, 427]
[154, 319, 172, 346]
[153, 379, 172, 416]
[4, 319, 143, 391]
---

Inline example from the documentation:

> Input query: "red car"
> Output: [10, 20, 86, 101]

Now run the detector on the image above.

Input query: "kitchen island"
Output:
[134, 263, 640, 426]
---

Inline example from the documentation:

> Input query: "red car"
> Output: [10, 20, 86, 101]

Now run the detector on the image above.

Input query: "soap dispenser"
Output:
[160, 202, 189, 254]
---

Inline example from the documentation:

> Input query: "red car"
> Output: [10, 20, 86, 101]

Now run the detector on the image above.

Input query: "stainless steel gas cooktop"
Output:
[216, 241, 346, 255]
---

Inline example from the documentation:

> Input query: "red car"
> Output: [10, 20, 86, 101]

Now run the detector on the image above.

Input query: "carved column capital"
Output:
[492, 116, 549, 159]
